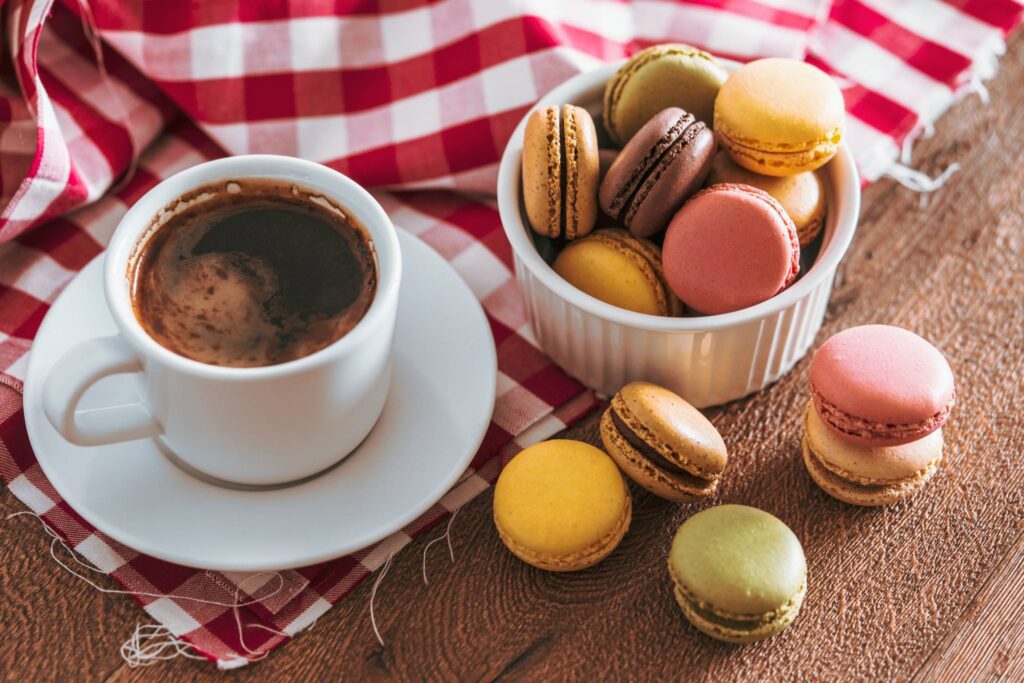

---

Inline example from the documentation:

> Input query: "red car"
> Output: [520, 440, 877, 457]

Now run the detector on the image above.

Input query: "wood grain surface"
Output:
[3, 34, 1023, 683]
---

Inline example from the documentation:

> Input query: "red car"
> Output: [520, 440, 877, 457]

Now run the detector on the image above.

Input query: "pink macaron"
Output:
[809, 325, 955, 447]
[662, 183, 799, 315]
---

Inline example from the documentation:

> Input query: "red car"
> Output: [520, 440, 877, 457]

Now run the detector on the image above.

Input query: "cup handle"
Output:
[42, 335, 163, 446]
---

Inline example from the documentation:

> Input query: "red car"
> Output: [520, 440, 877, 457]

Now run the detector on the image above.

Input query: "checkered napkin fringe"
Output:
[0, 0, 1020, 668]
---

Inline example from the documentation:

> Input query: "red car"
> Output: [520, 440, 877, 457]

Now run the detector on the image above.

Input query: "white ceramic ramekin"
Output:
[497, 61, 860, 408]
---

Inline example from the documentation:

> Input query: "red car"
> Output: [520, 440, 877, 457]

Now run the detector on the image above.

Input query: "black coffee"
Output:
[130, 179, 377, 367]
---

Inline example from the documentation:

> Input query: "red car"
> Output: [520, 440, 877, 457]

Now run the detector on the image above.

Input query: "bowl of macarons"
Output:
[497, 44, 860, 407]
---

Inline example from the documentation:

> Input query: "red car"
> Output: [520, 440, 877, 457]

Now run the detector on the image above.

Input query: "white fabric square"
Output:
[481, 57, 537, 114]
[450, 241, 510, 301]
[390, 89, 442, 142]
[380, 8, 434, 63]
[74, 534, 127, 574]
[361, 531, 412, 570]
[144, 597, 203, 635]
[285, 597, 332, 635]
[296, 115, 348, 162]
[7, 474, 56, 514]
[190, 23, 245, 79]
[289, 17, 343, 71]
[468, 0, 523, 29]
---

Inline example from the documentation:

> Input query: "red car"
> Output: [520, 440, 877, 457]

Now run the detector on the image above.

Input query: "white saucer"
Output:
[23, 229, 496, 571]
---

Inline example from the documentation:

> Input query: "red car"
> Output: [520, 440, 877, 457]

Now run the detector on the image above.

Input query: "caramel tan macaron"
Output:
[601, 382, 727, 503]
[494, 440, 631, 571]
[521, 105, 600, 239]
[802, 401, 943, 506]
[604, 43, 727, 146]
[706, 151, 825, 246]
[554, 229, 682, 316]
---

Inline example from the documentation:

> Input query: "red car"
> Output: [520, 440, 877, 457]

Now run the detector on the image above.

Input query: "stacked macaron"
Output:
[521, 44, 845, 317]
[802, 325, 956, 506]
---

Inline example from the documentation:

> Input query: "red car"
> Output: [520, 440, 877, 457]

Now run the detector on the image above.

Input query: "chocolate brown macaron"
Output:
[521, 105, 600, 240]
[599, 107, 715, 238]
[600, 381, 728, 502]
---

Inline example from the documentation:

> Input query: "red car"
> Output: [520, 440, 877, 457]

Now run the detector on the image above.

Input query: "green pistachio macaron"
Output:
[603, 43, 728, 146]
[668, 505, 807, 644]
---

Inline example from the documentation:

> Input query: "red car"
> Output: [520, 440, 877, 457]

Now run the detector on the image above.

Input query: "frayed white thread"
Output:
[369, 554, 393, 647]
[421, 507, 460, 586]
[121, 624, 206, 668]
[884, 162, 960, 194]
[900, 123, 936, 165]
[968, 74, 991, 105]
[8, 512, 289, 667]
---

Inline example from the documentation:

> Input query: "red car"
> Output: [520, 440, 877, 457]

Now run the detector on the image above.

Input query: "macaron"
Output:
[599, 108, 716, 237]
[802, 402, 943, 506]
[809, 325, 956, 447]
[493, 440, 631, 572]
[714, 58, 845, 176]
[600, 381, 728, 503]
[521, 104, 600, 239]
[603, 43, 727, 145]
[668, 505, 807, 643]
[553, 228, 682, 316]
[706, 151, 825, 246]
[662, 183, 799, 315]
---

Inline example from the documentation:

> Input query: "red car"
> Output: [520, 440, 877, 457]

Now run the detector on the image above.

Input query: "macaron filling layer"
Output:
[608, 403, 718, 490]
[672, 575, 805, 630]
[812, 387, 955, 445]
[607, 112, 704, 224]
[559, 107, 572, 238]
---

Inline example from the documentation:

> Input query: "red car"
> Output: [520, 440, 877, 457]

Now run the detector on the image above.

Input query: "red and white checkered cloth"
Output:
[0, 0, 1020, 669]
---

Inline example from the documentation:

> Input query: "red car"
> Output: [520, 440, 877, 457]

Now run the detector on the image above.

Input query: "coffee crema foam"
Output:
[130, 179, 377, 367]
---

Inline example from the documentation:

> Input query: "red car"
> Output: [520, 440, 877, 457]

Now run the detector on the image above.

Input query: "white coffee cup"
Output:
[41, 155, 402, 486]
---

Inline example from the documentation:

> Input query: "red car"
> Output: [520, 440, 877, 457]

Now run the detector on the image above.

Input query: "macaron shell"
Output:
[707, 152, 825, 246]
[669, 505, 807, 617]
[563, 105, 600, 239]
[663, 184, 799, 315]
[493, 440, 631, 571]
[521, 107, 561, 237]
[553, 229, 681, 316]
[715, 58, 844, 176]
[604, 44, 727, 145]
[804, 401, 942, 484]
[600, 410, 714, 503]
[809, 325, 955, 445]
[626, 119, 716, 238]
[802, 433, 942, 507]
[615, 382, 727, 476]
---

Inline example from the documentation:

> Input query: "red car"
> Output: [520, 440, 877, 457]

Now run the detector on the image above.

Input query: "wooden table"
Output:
[4, 34, 1023, 683]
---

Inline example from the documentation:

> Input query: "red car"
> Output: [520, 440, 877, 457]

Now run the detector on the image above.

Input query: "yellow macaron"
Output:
[553, 228, 682, 316]
[706, 151, 825, 246]
[714, 58, 845, 177]
[493, 440, 631, 572]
